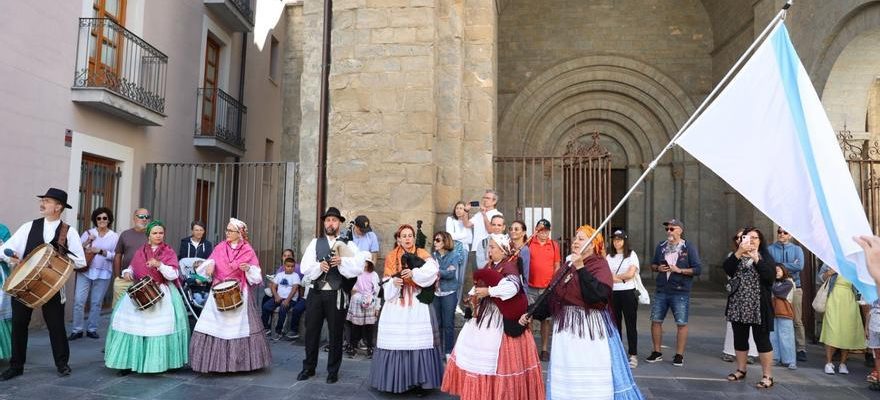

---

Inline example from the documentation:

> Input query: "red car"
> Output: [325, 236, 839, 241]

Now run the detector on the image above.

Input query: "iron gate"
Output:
[494, 133, 612, 253]
[142, 162, 299, 272]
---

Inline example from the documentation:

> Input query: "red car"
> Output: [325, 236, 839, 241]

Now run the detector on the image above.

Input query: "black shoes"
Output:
[797, 350, 807, 362]
[86, 331, 100, 339]
[297, 369, 315, 381]
[0, 368, 23, 381]
[57, 365, 72, 377]
[68, 331, 83, 341]
[326, 373, 338, 384]
[645, 351, 663, 363]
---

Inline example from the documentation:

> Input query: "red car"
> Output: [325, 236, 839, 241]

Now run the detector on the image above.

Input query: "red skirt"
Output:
[441, 330, 545, 400]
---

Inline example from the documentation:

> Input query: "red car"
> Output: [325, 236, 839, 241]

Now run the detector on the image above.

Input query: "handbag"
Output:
[812, 279, 830, 313]
[773, 297, 794, 319]
[634, 273, 650, 305]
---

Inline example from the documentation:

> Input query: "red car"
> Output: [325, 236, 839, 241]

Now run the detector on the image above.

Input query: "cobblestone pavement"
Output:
[0, 285, 877, 399]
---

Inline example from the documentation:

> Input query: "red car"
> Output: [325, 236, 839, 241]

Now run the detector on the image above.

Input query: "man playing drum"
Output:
[0, 188, 86, 381]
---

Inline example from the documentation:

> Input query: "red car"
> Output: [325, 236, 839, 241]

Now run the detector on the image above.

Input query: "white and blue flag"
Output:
[677, 24, 876, 301]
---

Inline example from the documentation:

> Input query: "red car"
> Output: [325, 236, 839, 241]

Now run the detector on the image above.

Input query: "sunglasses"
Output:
[777, 230, 788, 235]
[96, 216, 109, 221]
[433, 238, 443, 242]
[135, 214, 151, 219]
[665, 227, 678, 232]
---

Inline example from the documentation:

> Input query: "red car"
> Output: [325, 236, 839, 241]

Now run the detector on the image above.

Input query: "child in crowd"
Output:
[346, 254, 380, 358]
[262, 257, 305, 340]
[770, 265, 797, 370]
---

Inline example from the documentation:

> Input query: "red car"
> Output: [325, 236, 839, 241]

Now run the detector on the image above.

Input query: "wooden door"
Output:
[78, 154, 119, 233]
[201, 37, 221, 135]
[88, 0, 126, 87]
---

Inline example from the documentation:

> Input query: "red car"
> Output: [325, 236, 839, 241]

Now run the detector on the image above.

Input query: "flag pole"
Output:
[582, 1, 792, 246]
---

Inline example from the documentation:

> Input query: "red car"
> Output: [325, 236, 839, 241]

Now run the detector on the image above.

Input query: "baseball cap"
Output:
[535, 219, 551, 231]
[662, 218, 684, 229]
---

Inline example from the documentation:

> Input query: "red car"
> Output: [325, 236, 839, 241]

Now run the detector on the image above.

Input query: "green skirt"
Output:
[0, 318, 10, 360]
[105, 285, 189, 373]
[820, 276, 865, 350]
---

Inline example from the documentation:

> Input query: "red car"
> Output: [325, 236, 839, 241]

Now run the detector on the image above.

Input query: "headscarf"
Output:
[488, 233, 512, 257]
[229, 217, 249, 243]
[145, 220, 164, 237]
[131, 221, 178, 283]
[576, 225, 605, 257]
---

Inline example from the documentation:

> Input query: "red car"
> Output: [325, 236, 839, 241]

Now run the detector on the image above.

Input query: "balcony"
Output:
[204, 0, 254, 32]
[72, 18, 168, 126]
[194, 88, 247, 156]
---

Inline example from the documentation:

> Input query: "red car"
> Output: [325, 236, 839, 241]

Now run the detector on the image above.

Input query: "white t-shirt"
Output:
[470, 208, 501, 252]
[446, 216, 473, 247]
[606, 251, 640, 291]
[274, 271, 301, 300]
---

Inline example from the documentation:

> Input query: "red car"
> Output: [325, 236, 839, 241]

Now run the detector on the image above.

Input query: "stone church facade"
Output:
[281, 0, 880, 277]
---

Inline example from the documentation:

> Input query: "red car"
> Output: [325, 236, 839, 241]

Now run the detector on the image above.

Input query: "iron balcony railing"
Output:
[74, 18, 168, 114]
[196, 88, 247, 149]
[230, 0, 254, 24]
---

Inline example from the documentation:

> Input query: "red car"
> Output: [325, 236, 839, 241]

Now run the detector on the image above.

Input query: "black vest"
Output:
[315, 236, 345, 291]
[24, 218, 65, 258]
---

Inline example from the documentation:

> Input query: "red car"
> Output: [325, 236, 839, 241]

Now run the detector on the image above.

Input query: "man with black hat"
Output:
[298, 207, 365, 384]
[0, 188, 86, 380]
[352, 215, 379, 264]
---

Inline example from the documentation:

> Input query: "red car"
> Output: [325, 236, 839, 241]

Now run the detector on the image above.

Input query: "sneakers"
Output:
[67, 331, 83, 341]
[645, 351, 663, 363]
[824, 363, 836, 374]
[672, 354, 684, 367]
[797, 350, 807, 362]
[285, 331, 300, 340]
[628, 355, 638, 368]
[720, 353, 734, 362]
[839, 364, 849, 374]
[272, 332, 283, 341]
[86, 331, 100, 339]
[787, 363, 797, 370]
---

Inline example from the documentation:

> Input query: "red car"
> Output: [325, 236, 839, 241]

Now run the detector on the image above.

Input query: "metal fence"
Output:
[74, 18, 168, 114]
[142, 162, 298, 273]
[494, 134, 612, 253]
[196, 88, 247, 150]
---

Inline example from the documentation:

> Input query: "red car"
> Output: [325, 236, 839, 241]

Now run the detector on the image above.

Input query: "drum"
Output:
[213, 279, 243, 311]
[126, 276, 164, 310]
[2, 243, 74, 308]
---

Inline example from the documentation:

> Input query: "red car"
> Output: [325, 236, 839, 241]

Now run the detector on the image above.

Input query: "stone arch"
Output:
[814, 2, 880, 133]
[498, 54, 696, 159]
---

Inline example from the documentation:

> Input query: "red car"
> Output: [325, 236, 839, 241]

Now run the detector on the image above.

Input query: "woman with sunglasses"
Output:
[105, 220, 188, 375]
[190, 218, 271, 373]
[69, 207, 119, 340]
[431, 231, 464, 359]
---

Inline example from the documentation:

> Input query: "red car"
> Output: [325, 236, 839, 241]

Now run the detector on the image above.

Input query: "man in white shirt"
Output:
[470, 189, 502, 269]
[297, 207, 364, 384]
[0, 188, 86, 381]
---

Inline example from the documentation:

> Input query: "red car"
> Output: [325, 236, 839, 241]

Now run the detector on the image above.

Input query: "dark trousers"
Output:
[262, 297, 306, 334]
[10, 292, 69, 370]
[433, 292, 458, 355]
[302, 290, 346, 375]
[731, 321, 772, 353]
[349, 323, 375, 349]
[612, 289, 639, 356]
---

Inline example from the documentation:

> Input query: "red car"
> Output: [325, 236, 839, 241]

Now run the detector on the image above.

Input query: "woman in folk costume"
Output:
[369, 224, 443, 395]
[521, 225, 644, 400]
[104, 220, 189, 374]
[442, 233, 545, 400]
[0, 224, 12, 360]
[190, 218, 271, 372]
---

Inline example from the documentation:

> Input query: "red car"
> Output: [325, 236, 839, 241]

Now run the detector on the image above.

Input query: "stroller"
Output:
[179, 257, 211, 318]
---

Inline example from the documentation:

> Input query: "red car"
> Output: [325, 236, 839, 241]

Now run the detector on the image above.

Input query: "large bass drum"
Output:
[2, 244, 74, 308]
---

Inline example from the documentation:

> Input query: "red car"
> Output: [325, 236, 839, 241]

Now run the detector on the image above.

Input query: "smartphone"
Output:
[469, 201, 480, 207]
[740, 235, 750, 247]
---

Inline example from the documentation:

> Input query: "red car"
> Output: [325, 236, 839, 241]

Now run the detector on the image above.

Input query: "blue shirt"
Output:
[353, 231, 379, 253]
[767, 241, 804, 287]
[433, 242, 466, 293]
[651, 240, 702, 294]
[518, 244, 531, 285]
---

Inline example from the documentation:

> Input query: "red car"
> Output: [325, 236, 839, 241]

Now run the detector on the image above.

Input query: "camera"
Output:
[469, 201, 480, 207]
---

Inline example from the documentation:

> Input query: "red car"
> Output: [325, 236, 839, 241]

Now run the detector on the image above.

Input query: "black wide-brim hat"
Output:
[37, 187, 72, 209]
[321, 207, 345, 223]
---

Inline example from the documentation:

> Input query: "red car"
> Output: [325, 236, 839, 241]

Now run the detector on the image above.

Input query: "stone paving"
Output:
[0, 285, 877, 399]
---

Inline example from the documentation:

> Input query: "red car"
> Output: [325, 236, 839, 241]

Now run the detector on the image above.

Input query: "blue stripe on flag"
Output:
[772, 25, 875, 299]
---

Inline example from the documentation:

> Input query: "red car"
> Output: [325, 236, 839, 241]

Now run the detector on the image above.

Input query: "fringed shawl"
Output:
[549, 254, 613, 338]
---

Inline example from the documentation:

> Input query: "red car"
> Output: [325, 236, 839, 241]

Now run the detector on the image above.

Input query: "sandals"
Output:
[756, 375, 774, 389]
[727, 369, 747, 381]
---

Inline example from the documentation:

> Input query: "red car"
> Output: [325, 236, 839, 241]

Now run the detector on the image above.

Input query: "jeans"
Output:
[613, 288, 638, 356]
[433, 291, 458, 355]
[71, 274, 111, 333]
[262, 296, 306, 334]
[650, 291, 690, 325]
[770, 317, 796, 366]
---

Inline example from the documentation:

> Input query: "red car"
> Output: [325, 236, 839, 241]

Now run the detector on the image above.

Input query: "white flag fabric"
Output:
[677, 24, 876, 301]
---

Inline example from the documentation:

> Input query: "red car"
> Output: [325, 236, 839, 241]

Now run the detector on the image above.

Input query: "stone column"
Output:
[461, 0, 496, 202]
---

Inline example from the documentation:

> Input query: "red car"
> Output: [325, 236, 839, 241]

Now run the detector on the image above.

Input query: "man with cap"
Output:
[645, 218, 702, 368]
[351, 215, 379, 265]
[527, 218, 560, 362]
[0, 188, 86, 380]
[298, 207, 365, 384]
